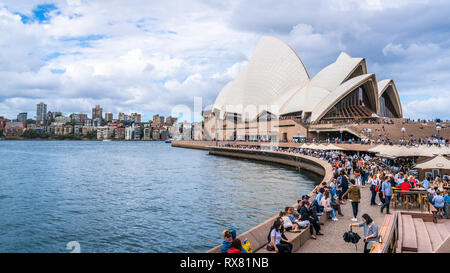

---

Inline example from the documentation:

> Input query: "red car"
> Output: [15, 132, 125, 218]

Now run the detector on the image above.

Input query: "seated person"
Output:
[433, 191, 445, 209]
[227, 239, 242, 253]
[320, 191, 338, 221]
[268, 220, 292, 253]
[299, 201, 323, 239]
[221, 228, 247, 253]
[285, 207, 309, 229]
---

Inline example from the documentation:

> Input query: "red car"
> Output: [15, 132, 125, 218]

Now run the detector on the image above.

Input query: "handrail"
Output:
[382, 212, 398, 253]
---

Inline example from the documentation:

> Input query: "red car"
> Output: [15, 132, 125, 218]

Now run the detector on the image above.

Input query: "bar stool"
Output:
[402, 194, 412, 210]
[437, 207, 444, 219]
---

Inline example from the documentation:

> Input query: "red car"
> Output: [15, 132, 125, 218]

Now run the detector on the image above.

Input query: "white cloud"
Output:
[0, 0, 449, 121]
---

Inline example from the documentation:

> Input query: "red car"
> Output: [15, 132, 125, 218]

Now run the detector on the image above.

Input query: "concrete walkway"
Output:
[296, 185, 386, 253]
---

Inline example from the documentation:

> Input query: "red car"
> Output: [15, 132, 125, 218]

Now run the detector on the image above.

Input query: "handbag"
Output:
[266, 244, 274, 251]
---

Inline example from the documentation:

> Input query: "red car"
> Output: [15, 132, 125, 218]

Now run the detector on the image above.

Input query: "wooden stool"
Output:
[438, 207, 444, 219]
[402, 195, 412, 210]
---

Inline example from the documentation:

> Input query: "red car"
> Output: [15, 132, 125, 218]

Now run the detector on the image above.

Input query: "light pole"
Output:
[339, 129, 343, 143]
[436, 125, 441, 137]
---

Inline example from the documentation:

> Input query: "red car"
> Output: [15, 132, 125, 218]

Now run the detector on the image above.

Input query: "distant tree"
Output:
[26, 119, 36, 124]
[85, 130, 97, 140]
[0, 129, 3, 137]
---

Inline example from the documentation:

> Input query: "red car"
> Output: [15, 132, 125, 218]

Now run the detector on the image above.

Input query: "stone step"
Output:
[413, 218, 433, 253]
[401, 214, 417, 252]
[424, 222, 443, 251]
[436, 223, 450, 241]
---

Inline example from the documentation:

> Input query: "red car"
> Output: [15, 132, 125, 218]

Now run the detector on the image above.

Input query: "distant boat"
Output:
[165, 139, 172, 143]
[103, 139, 112, 142]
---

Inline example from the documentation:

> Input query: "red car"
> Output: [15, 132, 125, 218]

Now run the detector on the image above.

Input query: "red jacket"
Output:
[227, 247, 242, 253]
[400, 182, 411, 195]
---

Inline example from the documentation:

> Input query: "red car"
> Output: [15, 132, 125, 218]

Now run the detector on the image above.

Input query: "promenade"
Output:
[296, 185, 385, 253]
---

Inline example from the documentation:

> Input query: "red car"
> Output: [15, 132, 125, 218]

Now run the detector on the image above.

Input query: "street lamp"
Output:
[436, 125, 441, 137]
[339, 129, 343, 143]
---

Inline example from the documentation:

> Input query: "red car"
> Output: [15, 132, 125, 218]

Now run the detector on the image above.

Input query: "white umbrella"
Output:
[415, 155, 450, 170]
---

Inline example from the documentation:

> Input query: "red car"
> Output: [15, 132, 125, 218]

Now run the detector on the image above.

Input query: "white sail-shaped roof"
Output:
[377, 79, 403, 118]
[212, 36, 310, 120]
[212, 36, 402, 122]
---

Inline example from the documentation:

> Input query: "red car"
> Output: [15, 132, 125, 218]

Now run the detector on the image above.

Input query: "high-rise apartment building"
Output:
[36, 102, 47, 123]
[92, 105, 103, 120]
[105, 112, 113, 122]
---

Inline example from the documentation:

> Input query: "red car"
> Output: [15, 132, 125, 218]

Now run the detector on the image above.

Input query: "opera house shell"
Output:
[212, 36, 403, 123]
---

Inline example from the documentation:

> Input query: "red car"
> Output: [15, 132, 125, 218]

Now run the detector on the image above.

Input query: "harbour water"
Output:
[0, 141, 321, 252]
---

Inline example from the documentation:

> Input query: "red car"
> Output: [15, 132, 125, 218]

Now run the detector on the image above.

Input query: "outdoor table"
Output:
[392, 188, 427, 210]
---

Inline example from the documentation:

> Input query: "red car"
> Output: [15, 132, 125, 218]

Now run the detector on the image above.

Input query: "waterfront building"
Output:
[114, 127, 125, 140]
[17, 112, 27, 122]
[143, 127, 151, 140]
[74, 124, 83, 134]
[92, 105, 103, 121]
[36, 102, 47, 125]
[159, 129, 169, 140]
[181, 122, 193, 140]
[82, 126, 96, 136]
[152, 130, 160, 140]
[207, 36, 404, 142]
[168, 124, 181, 139]
[63, 125, 73, 135]
[125, 125, 134, 140]
[52, 124, 64, 135]
[133, 126, 141, 140]
[96, 126, 113, 140]
[3, 121, 26, 136]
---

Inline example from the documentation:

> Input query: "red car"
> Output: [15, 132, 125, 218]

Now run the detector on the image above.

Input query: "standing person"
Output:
[342, 179, 361, 221]
[380, 177, 392, 215]
[444, 189, 450, 219]
[269, 220, 293, 253]
[349, 214, 379, 253]
[340, 172, 350, 201]
[369, 174, 378, 206]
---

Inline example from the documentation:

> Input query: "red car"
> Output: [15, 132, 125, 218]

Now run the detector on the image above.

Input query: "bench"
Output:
[255, 210, 330, 253]
[370, 212, 396, 253]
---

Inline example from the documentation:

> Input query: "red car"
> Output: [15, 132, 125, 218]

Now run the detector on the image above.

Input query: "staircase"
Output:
[400, 213, 450, 253]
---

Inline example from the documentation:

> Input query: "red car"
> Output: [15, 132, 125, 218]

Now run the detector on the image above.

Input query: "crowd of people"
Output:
[219, 145, 450, 253]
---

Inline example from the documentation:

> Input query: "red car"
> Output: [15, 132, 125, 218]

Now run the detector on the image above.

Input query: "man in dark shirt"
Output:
[299, 201, 323, 239]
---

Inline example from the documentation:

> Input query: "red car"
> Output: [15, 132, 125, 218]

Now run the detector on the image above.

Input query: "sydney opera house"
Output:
[204, 36, 403, 142]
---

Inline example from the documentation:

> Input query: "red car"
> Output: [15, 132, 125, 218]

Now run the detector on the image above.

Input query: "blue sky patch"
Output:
[50, 68, 66, 74]
[16, 3, 58, 24]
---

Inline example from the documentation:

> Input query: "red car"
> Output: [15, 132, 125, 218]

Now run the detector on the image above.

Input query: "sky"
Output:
[0, 0, 449, 122]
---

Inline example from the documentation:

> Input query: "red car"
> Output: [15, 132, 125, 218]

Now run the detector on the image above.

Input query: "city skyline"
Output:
[1, 1, 450, 122]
